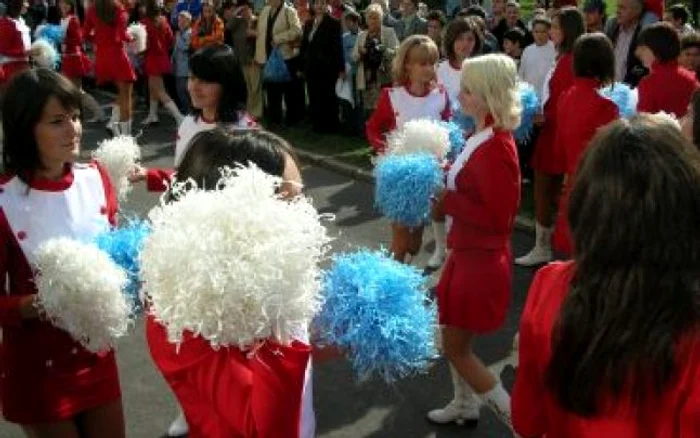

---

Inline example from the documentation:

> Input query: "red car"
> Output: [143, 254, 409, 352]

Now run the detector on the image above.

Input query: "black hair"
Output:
[94, 0, 117, 25]
[547, 114, 700, 416]
[691, 89, 700, 149]
[2, 69, 83, 185]
[573, 32, 615, 85]
[555, 6, 585, 54]
[173, 129, 299, 195]
[637, 21, 682, 63]
[46, 5, 62, 24]
[443, 17, 483, 62]
[464, 4, 487, 20]
[504, 27, 526, 47]
[142, 0, 163, 26]
[188, 44, 248, 124]
[426, 10, 446, 26]
[668, 3, 690, 24]
[6, 0, 24, 18]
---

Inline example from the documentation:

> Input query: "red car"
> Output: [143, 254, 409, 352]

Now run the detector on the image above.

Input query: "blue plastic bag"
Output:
[263, 48, 291, 83]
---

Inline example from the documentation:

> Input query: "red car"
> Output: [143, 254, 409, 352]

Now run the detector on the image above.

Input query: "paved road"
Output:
[0, 113, 538, 438]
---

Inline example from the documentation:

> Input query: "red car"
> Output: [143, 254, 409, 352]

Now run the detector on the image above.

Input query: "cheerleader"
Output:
[0, 69, 125, 438]
[58, 0, 105, 123]
[515, 6, 584, 267]
[130, 44, 256, 194]
[139, 0, 184, 127]
[0, 0, 31, 87]
[551, 33, 619, 257]
[427, 54, 520, 430]
[365, 35, 450, 264]
[635, 22, 700, 118]
[83, 0, 137, 135]
[513, 114, 700, 437]
[145, 129, 315, 438]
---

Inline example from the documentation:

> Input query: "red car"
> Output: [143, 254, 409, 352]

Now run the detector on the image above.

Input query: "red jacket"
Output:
[63, 15, 84, 55]
[83, 3, 130, 49]
[141, 16, 174, 60]
[637, 61, 699, 118]
[512, 261, 700, 438]
[444, 129, 520, 250]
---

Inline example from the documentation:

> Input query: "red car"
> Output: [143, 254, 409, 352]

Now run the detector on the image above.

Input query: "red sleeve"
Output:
[365, 88, 396, 153]
[93, 161, 119, 227]
[83, 8, 95, 41]
[67, 16, 83, 46]
[0, 211, 26, 327]
[115, 5, 130, 43]
[146, 168, 174, 192]
[163, 17, 174, 51]
[443, 136, 520, 233]
[681, 383, 700, 437]
[636, 76, 655, 114]
[544, 55, 574, 121]
[512, 267, 549, 437]
[0, 20, 26, 58]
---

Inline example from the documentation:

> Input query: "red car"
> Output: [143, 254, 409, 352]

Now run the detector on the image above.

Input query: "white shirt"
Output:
[437, 60, 462, 104]
[174, 113, 257, 166]
[519, 41, 556, 100]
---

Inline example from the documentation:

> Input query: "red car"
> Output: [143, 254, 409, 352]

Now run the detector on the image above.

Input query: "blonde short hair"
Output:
[461, 54, 521, 131]
[391, 35, 440, 84]
[365, 3, 384, 20]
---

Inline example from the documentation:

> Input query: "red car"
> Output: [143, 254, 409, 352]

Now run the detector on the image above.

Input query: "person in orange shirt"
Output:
[190, 0, 224, 50]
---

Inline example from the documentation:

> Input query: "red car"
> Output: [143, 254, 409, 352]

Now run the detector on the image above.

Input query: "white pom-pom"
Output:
[30, 39, 59, 69]
[142, 164, 330, 348]
[386, 119, 450, 159]
[127, 23, 147, 54]
[92, 135, 141, 201]
[34, 238, 132, 353]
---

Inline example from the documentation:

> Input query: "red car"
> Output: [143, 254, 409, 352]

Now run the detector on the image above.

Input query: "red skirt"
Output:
[0, 61, 29, 86]
[93, 44, 136, 84]
[144, 53, 172, 77]
[0, 320, 121, 424]
[530, 121, 566, 175]
[61, 53, 92, 79]
[436, 246, 513, 333]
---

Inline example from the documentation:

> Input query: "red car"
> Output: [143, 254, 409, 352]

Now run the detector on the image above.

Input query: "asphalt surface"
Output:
[0, 109, 538, 438]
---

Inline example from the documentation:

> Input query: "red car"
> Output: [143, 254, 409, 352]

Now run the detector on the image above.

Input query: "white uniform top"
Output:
[518, 41, 556, 100]
[0, 17, 31, 64]
[388, 85, 449, 129]
[437, 60, 462, 105]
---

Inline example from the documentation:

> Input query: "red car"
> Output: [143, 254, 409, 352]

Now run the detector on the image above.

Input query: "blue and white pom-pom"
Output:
[386, 119, 451, 160]
[599, 82, 638, 118]
[35, 24, 65, 48]
[439, 120, 466, 160]
[375, 153, 443, 227]
[450, 101, 476, 139]
[315, 250, 437, 383]
[94, 220, 150, 312]
[30, 39, 60, 70]
[34, 238, 133, 353]
[92, 136, 141, 202]
[141, 164, 330, 349]
[514, 82, 540, 144]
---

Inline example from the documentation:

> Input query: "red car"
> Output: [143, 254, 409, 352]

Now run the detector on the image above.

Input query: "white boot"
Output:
[82, 92, 105, 123]
[427, 220, 447, 269]
[167, 408, 188, 436]
[479, 382, 516, 432]
[106, 105, 120, 137]
[115, 120, 132, 136]
[427, 364, 480, 425]
[514, 222, 553, 266]
[164, 100, 184, 125]
[142, 100, 159, 125]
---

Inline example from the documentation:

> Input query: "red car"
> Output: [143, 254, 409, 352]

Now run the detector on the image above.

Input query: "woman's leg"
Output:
[515, 170, 562, 266]
[76, 399, 125, 438]
[142, 76, 160, 125]
[21, 420, 79, 438]
[390, 223, 409, 263]
[152, 75, 183, 125]
[115, 81, 133, 135]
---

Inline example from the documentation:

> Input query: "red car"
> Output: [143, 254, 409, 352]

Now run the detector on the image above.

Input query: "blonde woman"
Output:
[352, 3, 398, 116]
[428, 54, 521, 430]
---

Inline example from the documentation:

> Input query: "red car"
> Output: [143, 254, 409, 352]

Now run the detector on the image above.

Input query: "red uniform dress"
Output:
[637, 61, 699, 118]
[0, 163, 122, 424]
[365, 84, 451, 153]
[145, 315, 311, 438]
[61, 14, 92, 79]
[531, 53, 574, 175]
[0, 16, 30, 85]
[512, 261, 700, 437]
[83, 3, 136, 84]
[141, 16, 174, 77]
[551, 78, 619, 256]
[437, 127, 520, 333]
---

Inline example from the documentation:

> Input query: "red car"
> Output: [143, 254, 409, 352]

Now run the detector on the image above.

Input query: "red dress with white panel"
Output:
[365, 84, 451, 154]
[436, 126, 520, 333]
[83, 3, 136, 84]
[0, 163, 122, 424]
[637, 61, 699, 118]
[551, 78, 619, 256]
[512, 261, 700, 438]
[0, 16, 30, 86]
[531, 53, 574, 175]
[141, 16, 174, 77]
[61, 14, 92, 79]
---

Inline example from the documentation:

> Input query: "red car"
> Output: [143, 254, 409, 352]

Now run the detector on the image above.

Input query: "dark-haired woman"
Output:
[0, 69, 125, 438]
[145, 129, 315, 438]
[0, 0, 31, 86]
[515, 6, 583, 267]
[190, 0, 224, 50]
[83, 0, 136, 135]
[551, 33, 619, 257]
[512, 113, 700, 437]
[139, 0, 183, 126]
[636, 21, 700, 118]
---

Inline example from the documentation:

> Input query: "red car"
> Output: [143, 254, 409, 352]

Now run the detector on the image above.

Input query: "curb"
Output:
[294, 148, 536, 234]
